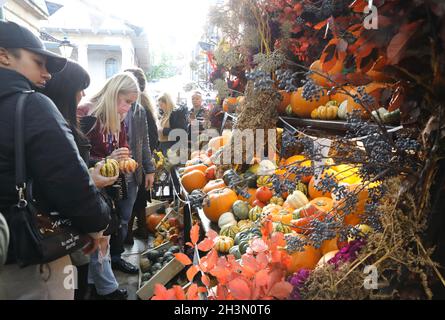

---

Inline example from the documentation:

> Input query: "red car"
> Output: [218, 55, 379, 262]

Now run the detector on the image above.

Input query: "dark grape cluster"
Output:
[356, 87, 375, 108]
[246, 69, 274, 91]
[276, 68, 299, 92]
[281, 130, 300, 158]
[301, 78, 326, 102]
[285, 233, 306, 253]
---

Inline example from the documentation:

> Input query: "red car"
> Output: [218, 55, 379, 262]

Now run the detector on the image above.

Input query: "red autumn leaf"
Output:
[173, 285, 187, 300]
[174, 253, 192, 266]
[261, 220, 273, 238]
[201, 274, 211, 287]
[241, 255, 259, 278]
[255, 269, 270, 288]
[198, 287, 208, 293]
[206, 229, 219, 241]
[313, 19, 328, 30]
[387, 21, 422, 65]
[228, 278, 252, 300]
[199, 249, 218, 273]
[216, 284, 229, 300]
[256, 252, 269, 270]
[190, 224, 200, 245]
[268, 269, 284, 291]
[187, 284, 199, 300]
[197, 238, 215, 252]
[152, 284, 169, 300]
[349, 0, 368, 12]
[186, 242, 194, 248]
[269, 281, 293, 300]
[187, 265, 200, 282]
[250, 238, 268, 253]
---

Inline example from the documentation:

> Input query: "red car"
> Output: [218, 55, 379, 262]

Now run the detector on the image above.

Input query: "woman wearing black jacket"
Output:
[158, 93, 189, 156]
[0, 21, 110, 300]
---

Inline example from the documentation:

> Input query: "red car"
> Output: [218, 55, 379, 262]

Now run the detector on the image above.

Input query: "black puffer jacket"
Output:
[0, 68, 110, 234]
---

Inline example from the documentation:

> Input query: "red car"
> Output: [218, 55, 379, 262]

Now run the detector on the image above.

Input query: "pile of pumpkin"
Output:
[146, 206, 184, 248]
[180, 148, 377, 275]
[277, 60, 401, 124]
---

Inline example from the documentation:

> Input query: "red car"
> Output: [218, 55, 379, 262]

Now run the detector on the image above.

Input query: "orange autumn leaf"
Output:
[206, 229, 219, 241]
[227, 278, 252, 300]
[250, 238, 268, 253]
[174, 253, 192, 266]
[261, 220, 273, 239]
[269, 281, 293, 300]
[187, 265, 199, 282]
[199, 249, 218, 273]
[256, 252, 269, 270]
[255, 269, 270, 288]
[190, 224, 200, 245]
[187, 283, 199, 300]
[152, 284, 169, 300]
[197, 238, 215, 252]
[216, 284, 229, 300]
[186, 242, 194, 248]
[201, 274, 211, 287]
[173, 285, 186, 300]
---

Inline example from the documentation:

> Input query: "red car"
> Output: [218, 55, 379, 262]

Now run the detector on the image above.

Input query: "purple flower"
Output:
[287, 269, 311, 300]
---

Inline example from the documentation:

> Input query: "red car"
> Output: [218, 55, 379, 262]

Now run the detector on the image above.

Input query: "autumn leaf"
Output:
[228, 278, 252, 300]
[313, 19, 328, 31]
[206, 229, 219, 241]
[185, 242, 194, 248]
[387, 21, 422, 65]
[187, 284, 199, 300]
[255, 269, 270, 288]
[250, 238, 268, 253]
[269, 281, 293, 300]
[187, 265, 200, 282]
[256, 252, 269, 270]
[190, 224, 200, 245]
[174, 253, 192, 266]
[152, 284, 169, 300]
[199, 249, 218, 273]
[173, 285, 186, 300]
[197, 238, 215, 252]
[241, 255, 259, 278]
[201, 274, 211, 287]
[216, 284, 229, 300]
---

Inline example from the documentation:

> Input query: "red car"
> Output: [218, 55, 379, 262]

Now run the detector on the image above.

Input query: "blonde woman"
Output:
[158, 93, 188, 155]
[78, 72, 140, 300]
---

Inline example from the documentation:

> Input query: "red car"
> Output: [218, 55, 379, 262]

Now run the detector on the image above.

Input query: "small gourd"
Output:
[285, 190, 309, 210]
[218, 212, 237, 229]
[248, 206, 263, 221]
[214, 236, 234, 253]
[99, 158, 119, 177]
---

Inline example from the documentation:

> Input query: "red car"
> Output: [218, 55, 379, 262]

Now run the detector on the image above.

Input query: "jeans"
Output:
[88, 238, 118, 296]
[111, 174, 138, 262]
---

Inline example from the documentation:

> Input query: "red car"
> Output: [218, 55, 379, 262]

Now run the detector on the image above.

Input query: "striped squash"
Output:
[100, 158, 119, 177]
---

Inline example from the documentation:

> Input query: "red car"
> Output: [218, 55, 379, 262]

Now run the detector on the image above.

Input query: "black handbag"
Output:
[7, 92, 90, 268]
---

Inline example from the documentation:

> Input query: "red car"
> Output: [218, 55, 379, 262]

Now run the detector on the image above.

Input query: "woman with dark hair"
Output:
[41, 60, 127, 300]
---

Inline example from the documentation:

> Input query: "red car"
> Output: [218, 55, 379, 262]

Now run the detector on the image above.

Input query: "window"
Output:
[105, 58, 118, 78]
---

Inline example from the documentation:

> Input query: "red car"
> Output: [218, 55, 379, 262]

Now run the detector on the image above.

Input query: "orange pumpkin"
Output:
[320, 237, 339, 256]
[290, 87, 330, 118]
[237, 188, 258, 206]
[203, 179, 227, 194]
[223, 97, 238, 113]
[310, 197, 334, 214]
[146, 213, 165, 234]
[271, 210, 293, 225]
[203, 188, 239, 223]
[308, 169, 338, 199]
[183, 164, 208, 175]
[119, 158, 138, 174]
[332, 183, 369, 226]
[284, 155, 313, 183]
[286, 234, 322, 274]
[309, 59, 344, 88]
[181, 170, 207, 193]
[278, 90, 291, 114]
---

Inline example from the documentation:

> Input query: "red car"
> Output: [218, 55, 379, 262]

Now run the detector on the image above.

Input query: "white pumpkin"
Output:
[258, 160, 278, 176]
[285, 190, 309, 210]
[218, 212, 237, 229]
[338, 100, 348, 120]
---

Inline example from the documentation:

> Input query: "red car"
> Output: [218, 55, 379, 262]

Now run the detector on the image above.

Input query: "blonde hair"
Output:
[90, 72, 140, 134]
[158, 93, 175, 128]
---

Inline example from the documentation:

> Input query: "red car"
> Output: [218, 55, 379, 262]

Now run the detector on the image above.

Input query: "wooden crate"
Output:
[145, 199, 169, 216]
[137, 257, 185, 300]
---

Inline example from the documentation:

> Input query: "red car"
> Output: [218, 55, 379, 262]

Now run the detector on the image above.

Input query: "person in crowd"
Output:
[41, 60, 120, 300]
[0, 212, 9, 268]
[158, 92, 189, 155]
[124, 68, 159, 242]
[0, 21, 110, 300]
[78, 72, 140, 299]
[189, 91, 211, 130]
